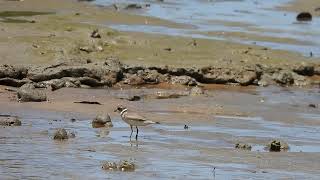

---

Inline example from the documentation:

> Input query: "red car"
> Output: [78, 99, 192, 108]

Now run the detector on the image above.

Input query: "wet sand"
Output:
[0, 0, 320, 179]
[1, 85, 320, 179]
[280, 0, 320, 16]
[0, 0, 319, 67]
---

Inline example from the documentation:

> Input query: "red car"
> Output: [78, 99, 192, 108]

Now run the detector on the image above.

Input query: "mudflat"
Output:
[0, 0, 320, 179]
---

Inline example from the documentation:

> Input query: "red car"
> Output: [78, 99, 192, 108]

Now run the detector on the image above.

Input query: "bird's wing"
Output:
[124, 113, 148, 121]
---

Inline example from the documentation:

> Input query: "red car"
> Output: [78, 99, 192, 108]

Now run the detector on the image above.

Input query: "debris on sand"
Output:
[102, 160, 135, 172]
[308, 104, 317, 108]
[267, 140, 289, 152]
[119, 95, 141, 101]
[90, 29, 101, 38]
[53, 128, 69, 140]
[92, 114, 113, 128]
[74, 101, 102, 105]
[235, 143, 252, 150]
[0, 115, 21, 126]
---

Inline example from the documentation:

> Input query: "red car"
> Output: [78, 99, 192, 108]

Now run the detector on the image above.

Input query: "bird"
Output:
[114, 105, 156, 141]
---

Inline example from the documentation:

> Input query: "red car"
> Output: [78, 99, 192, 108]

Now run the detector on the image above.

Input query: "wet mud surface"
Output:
[1, 86, 320, 179]
[96, 0, 320, 57]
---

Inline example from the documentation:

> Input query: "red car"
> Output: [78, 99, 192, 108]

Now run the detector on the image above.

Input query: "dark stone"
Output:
[293, 64, 314, 76]
[296, 12, 312, 21]
[235, 143, 252, 150]
[125, 4, 142, 10]
[308, 104, 317, 108]
[90, 29, 101, 38]
[0, 78, 32, 87]
[267, 140, 289, 152]
[53, 128, 68, 140]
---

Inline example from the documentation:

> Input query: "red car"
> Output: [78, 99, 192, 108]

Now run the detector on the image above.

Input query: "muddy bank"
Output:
[0, 58, 319, 91]
[280, 0, 320, 17]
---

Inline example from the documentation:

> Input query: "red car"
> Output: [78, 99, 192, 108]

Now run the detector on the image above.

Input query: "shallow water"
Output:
[95, 0, 320, 57]
[1, 87, 320, 179]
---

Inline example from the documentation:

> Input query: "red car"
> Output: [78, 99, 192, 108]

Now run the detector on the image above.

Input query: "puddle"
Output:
[1, 87, 320, 179]
[95, 0, 320, 57]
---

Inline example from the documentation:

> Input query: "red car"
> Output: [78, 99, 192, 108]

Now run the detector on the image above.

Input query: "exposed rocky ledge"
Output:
[0, 58, 319, 90]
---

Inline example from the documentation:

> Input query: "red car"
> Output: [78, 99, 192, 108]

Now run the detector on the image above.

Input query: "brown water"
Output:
[1, 86, 320, 179]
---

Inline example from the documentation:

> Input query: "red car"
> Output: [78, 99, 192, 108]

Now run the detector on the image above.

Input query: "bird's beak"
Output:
[114, 109, 117, 112]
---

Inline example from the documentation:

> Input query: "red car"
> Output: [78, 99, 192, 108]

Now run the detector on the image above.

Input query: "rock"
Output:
[123, 74, 145, 85]
[102, 161, 118, 171]
[68, 132, 76, 138]
[0, 78, 32, 87]
[308, 104, 317, 108]
[0, 64, 28, 79]
[125, 4, 142, 10]
[49, 79, 66, 91]
[78, 77, 110, 87]
[200, 66, 257, 85]
[314, 65, 320, 75]
[272, 70, 294, 85]
[102, 160, 135, 172]
[293, 64, 314, 76]
[267, 140, 289, 152]
[0, 115, 21, 126]
[142, 69, 165, 84]
[104, 57, 123, 71]
[292, 73, 311, 86]
[118, 160, 135, 171]
[63, 77, 81, 88]
[53, 128, 68, 140]
[189, 86, 204, 96]
[257, 73, 274, 87]
[236, 70, 257, 86]
[235, 143, 252, 150]
[17, 83, 47, 102]
[171, 75, 197, 86]
[92, 114, 113, 128]
[90, 29, 101, 38]
[296, 12, 312, 21]
[120, 95, 141, 101]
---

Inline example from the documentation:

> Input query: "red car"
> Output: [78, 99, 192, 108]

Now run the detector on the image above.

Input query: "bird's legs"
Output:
[130, 125, 133, 141]
[135, 126, 139, 141]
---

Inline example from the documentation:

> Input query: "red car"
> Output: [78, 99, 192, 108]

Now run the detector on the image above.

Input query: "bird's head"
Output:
[114, 105, 126, 113]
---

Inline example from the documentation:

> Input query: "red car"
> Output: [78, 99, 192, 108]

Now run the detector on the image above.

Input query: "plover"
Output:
[114, 105, 156, 140]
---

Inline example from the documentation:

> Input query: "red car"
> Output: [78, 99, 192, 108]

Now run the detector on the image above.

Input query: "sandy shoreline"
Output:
[280, 0, 320, 16]
[1, 1, 320, 179]
[0, 0, 319, 67]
